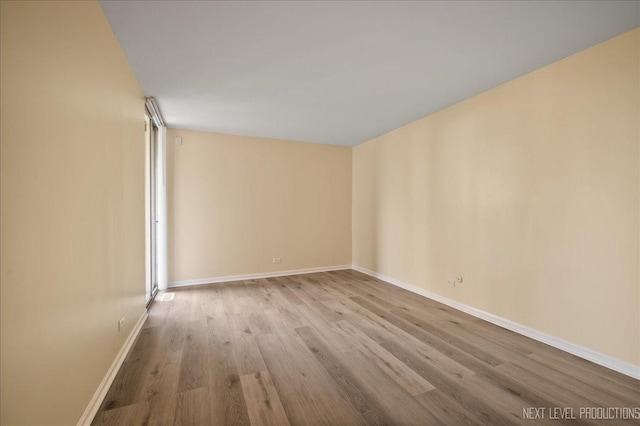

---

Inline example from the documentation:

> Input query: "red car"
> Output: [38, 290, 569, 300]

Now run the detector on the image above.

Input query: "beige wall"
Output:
[0, 6, 636, 426]
[167, 128, 352, 283]
[353, 29, 640, 366]
[1, 2, 146, 425]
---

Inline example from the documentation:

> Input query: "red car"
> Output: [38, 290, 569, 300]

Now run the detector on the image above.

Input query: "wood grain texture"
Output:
[240, 370, 290, 426]
[93, 270, 640, 425]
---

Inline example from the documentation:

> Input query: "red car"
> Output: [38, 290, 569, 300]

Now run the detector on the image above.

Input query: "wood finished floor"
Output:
[93, 270, 640, 425]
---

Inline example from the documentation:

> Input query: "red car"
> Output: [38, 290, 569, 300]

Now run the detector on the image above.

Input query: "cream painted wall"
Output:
[353, 29, 640, 366]
[167, 128, 352, 283]
[1, 2, 146, 425]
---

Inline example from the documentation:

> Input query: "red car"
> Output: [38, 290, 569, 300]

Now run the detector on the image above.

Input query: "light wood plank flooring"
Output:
[93, 270, 640, 425]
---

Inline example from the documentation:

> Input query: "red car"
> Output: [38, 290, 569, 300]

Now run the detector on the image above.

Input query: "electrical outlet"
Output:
[447, 279, 455, 288]
[118, 317, 125, 332]
[272, 257, 281, 264]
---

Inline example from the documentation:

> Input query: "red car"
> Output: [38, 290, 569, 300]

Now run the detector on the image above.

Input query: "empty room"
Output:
[1, 0, 639, 425]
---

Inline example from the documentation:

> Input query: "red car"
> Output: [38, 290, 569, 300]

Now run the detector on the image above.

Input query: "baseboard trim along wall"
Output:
[167, 265, 353, 288]
[77, 310, 149, 426]
[352, 265, 640, 380]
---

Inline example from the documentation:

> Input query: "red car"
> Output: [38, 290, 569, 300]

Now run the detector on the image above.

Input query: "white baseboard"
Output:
[352, 265, 640, 380]
[77, 310, 148, 426]
[168, 264, 352, 288]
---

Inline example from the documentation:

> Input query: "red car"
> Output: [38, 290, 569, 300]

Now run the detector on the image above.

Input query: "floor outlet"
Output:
[160, 292, 175, 302]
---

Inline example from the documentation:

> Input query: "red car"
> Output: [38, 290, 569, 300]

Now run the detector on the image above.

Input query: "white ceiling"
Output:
[100, 1, 639, 147]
